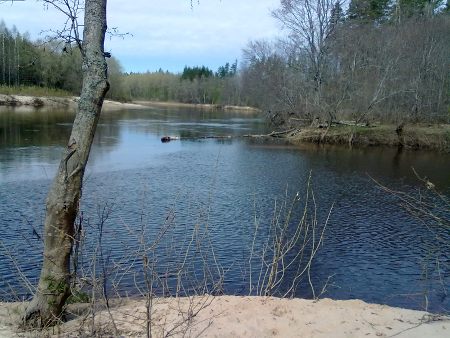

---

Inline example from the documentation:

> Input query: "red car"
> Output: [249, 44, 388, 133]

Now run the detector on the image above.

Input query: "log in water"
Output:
[160, 129, 299, 143]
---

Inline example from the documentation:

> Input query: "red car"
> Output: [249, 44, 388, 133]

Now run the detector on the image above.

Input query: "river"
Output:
[0, 107, 449, 313]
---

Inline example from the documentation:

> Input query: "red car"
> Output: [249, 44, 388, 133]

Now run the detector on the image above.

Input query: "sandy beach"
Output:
[0, 94, 147, 112]
[0, 296, 448, 337]
[133, 100, 260, 112]
[0, 94, 259, 113]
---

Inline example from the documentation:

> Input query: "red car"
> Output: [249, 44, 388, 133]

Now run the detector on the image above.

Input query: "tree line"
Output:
[0, 21, 82, 93]
[241, 0, 450, 125]
[115, 62, 241, 105]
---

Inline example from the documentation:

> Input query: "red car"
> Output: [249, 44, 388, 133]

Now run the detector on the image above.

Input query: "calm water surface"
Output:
[0, 107, 449, 312]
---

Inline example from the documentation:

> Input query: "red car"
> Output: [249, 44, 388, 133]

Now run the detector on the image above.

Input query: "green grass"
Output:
[67, 290, 90, 304]
[0, 85, 72, 97]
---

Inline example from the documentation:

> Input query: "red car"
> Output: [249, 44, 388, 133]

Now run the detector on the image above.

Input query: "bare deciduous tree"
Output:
[242, 1, 450, 126]
[12, 0, 202, 328]
[20, 0, 109, 327]
[272, 0, 343, 108]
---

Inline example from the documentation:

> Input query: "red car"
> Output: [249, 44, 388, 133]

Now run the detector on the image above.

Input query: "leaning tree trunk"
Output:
[24, 0, 109, 327]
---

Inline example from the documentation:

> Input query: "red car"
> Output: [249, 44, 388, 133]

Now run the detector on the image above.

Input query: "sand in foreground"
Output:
[0, 296, 448, 337]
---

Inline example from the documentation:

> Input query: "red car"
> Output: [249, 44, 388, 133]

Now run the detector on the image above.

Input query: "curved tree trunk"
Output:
[23, 0, 109, 327]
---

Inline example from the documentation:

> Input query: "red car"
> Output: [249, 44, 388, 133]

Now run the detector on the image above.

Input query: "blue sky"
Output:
[0, 0, 281, 73]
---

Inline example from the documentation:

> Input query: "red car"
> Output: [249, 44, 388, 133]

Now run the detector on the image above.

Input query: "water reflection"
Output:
[285, 143, 450, 188]
[0, 107, 449, 313]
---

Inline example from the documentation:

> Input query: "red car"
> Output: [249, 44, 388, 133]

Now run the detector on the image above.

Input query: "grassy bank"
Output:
[289, 124, 450, 152]
[0, 85, 72, 98]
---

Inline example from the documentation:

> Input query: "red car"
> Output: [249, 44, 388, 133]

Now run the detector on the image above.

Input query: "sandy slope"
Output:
[0, 94, 258, 113]
[0, 296, 448, 337]
[0, 94, 147, 112]
[134, 100, 260, 112]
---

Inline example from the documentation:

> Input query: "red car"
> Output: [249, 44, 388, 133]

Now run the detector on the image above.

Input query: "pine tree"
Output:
[348, 0, 390, 22]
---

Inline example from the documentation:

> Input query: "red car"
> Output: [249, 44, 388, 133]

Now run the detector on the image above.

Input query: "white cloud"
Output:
[1, 0, 281, 72]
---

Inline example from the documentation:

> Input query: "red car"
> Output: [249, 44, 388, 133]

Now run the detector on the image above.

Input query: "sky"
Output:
[0, 0, 281, 73]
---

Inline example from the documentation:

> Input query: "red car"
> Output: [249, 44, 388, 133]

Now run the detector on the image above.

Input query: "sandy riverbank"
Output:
[0, 94, 148, 112]
[133, 100, 260, 113]
[0, 296, 448, 337]
[0, 94, 260, 113]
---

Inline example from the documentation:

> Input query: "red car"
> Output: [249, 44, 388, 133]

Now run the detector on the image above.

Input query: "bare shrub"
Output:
[1, 174, 332, 336]
[372, 170, 450, 313]
[248, 173, 333, 298]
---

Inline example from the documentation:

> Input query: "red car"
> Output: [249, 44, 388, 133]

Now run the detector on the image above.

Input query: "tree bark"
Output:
[23, 0, 109, 327]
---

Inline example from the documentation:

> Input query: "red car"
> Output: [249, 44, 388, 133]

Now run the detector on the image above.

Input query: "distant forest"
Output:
[0, 21, 83, 93]
[1, 0, 449, 124]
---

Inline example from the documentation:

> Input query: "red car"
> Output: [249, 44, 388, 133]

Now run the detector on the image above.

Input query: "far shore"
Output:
[1, 93, 448, 151]
[0, 296, 448, 337]
[0, 94, 260, 113]
[0, 93, 149, 112]
[134, 100, 261, 113]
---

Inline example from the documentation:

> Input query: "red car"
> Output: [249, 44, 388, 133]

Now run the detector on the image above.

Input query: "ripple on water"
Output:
[0, 108, 449, 312]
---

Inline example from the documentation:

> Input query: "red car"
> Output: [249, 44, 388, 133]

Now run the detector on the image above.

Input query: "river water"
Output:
[0, 107, 449, 312]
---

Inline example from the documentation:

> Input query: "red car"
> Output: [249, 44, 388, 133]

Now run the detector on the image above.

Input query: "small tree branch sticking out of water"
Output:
[249, 172, 333, 298]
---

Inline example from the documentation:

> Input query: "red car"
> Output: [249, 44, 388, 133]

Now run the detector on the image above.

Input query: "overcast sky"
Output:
[0, 0, 281, 73]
